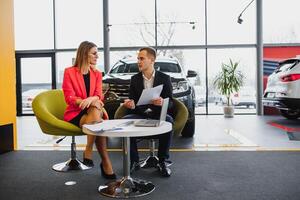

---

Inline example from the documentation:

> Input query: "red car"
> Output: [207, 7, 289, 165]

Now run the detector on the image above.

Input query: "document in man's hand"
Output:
[136, 84, 163, 106]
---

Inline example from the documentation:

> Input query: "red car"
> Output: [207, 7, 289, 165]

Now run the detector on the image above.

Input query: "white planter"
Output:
[223, 105, 234, 118]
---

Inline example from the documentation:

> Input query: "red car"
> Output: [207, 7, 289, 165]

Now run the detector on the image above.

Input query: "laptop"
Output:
[134, 98, 169, 127]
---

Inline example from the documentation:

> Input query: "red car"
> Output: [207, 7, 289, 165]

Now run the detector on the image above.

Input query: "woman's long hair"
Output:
[74, 41, 97, 71]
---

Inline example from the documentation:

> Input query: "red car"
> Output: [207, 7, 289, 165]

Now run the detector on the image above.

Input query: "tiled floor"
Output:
[17, 115, 300, 151]
[194, 115, 300, 150]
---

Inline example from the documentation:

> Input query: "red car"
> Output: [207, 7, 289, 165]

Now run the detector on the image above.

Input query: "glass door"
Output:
[16, 53, 56, 115]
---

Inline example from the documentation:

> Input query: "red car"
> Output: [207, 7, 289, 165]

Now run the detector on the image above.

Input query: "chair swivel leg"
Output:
[52, 136, 92, 172]
[139, 139, 173, 168]
[139, 139, 159, 168]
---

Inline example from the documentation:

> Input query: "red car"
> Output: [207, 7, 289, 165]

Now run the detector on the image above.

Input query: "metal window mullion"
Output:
[103, 0, 110, 73]
[256, 0, 263, 115]
[205, 0, 208, 115]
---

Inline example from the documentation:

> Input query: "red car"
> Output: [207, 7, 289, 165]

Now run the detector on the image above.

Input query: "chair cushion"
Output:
[32, 90, 83, 136]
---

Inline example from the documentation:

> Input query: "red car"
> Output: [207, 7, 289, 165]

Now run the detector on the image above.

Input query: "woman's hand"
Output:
[79, 96, 99, 110]
[90, 99, 104, 110]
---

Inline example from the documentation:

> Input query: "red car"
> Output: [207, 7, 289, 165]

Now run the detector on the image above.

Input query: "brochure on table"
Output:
[83, 120, 134, 133]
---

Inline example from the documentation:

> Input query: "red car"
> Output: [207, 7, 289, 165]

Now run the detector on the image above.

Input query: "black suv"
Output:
[102, 56, 197, 137]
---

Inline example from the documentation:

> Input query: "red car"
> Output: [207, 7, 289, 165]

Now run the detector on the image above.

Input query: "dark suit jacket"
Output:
[128, 70, 174, 118]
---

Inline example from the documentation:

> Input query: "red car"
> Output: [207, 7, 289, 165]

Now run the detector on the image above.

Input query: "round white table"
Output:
[82, 119, 172, 198]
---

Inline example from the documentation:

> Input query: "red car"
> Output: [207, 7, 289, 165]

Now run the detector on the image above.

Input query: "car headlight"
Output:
[172, 81, 189, 94]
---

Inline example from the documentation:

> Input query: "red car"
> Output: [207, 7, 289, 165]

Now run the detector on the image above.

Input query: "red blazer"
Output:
[62, 66, 107, 122]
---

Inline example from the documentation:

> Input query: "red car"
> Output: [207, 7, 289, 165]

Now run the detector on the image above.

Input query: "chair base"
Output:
[52, 158, 92, 172]
[139, 156, 173, 168]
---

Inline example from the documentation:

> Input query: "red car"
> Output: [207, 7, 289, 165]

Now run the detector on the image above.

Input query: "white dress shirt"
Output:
[142, 70, 155, 89]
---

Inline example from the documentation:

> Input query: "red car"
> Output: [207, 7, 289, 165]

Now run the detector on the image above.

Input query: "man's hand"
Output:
[123, 99, 135, 109]
[151, 97, 163, 106]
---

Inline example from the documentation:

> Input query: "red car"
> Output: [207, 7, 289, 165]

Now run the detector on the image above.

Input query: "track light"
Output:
[237, 14, 243, 24]
[237, 0, 254, 24]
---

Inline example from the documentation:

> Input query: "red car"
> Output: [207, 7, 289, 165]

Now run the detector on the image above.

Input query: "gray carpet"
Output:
[1, 151, 300, 200]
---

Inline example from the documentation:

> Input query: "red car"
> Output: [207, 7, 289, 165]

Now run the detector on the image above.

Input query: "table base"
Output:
[98, 176, 155, 198]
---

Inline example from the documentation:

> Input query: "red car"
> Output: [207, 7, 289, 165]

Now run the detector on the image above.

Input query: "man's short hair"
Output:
[139, 47, 156, 60]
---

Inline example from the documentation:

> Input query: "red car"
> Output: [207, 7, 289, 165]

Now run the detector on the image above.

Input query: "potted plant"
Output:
[213, 59, 244, 117]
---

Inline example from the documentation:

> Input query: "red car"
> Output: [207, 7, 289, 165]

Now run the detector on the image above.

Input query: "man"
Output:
[123, 47, 174, 177]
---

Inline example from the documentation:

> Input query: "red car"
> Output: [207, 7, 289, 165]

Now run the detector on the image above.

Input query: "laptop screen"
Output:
[159, 97, 169, 123]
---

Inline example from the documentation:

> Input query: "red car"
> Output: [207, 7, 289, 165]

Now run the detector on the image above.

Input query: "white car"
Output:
[263, 58, 300, 119]
[232, 86, 256, 108]
[22, 89, 47, 108]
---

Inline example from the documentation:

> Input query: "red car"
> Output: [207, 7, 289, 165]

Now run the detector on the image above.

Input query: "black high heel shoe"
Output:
[100, 163, 116, 179]
[83, 152, 94, 167]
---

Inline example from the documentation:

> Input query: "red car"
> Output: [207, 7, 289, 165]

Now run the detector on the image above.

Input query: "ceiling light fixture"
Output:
[237, 0, 255, 24]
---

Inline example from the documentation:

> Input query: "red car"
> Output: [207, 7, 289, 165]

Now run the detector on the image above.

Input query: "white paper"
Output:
[83, 122, 117, 133]
[83, 120, 134, 133]
[136, 84, 163, 106]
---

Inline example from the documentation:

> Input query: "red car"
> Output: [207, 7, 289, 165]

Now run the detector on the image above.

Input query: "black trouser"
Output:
[122, 114, 174, 163]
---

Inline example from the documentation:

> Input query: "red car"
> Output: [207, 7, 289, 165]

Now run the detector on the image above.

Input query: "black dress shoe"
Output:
[130, 161, 141, 173]
[158, 161, 171, 177]
[100, 163, 117, 179]
[83, 152, 94, 167]
[83, 158, 94, 167]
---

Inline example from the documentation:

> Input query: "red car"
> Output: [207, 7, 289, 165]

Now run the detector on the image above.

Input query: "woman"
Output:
[62, 41, 116, 179]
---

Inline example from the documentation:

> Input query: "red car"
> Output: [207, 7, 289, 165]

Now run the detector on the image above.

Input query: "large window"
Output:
[14, 0, 262, 116]
[16, 55, 54, 115]
[263, 0, 300, 43]
[207, 48, 257, 114]
[55, 0, 103, 49]
[109, 0, 155, 47]
[157, 0, 205, 45]
[207, 0, 256, 45]
[14, 0, 54, 50]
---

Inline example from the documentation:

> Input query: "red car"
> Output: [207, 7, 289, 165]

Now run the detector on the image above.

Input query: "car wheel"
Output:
[181, 117, 195, 138]
[280, 110, 300, 120]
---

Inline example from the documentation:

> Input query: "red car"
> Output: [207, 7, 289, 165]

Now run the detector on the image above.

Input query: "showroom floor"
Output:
[17, 115, 300, 151]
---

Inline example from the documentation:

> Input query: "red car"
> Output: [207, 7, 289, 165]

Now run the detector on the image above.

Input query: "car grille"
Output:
[107, 83, 130, 99]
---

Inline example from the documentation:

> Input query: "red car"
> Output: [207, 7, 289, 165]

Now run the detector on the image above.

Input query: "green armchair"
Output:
[32, 89, 94, 172]
[114, 98, 188, 168]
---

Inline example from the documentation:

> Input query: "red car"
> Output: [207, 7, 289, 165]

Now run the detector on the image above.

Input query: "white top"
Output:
[142, 70, 155, 89]
[82, 119, 172, 137]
